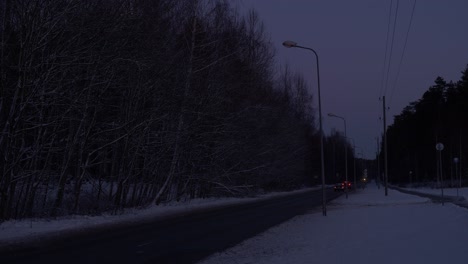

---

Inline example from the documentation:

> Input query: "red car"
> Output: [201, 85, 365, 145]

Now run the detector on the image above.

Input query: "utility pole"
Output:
[382, 96, 388, 196]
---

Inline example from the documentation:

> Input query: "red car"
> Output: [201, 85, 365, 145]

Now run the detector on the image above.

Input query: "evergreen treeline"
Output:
[383, 66, 468, 185]
[0, 0, 338, 221]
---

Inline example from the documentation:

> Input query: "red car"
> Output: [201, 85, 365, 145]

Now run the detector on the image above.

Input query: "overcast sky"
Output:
[236, 0, 468, 159]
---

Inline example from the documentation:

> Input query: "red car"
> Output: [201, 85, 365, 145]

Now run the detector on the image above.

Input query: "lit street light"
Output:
[283, 40, 327, 216]
[328, 113, 348, 198]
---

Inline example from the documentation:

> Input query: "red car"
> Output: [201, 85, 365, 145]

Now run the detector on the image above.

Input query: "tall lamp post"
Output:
[328, 113, 348, 198]
[283, 40, 327, 216]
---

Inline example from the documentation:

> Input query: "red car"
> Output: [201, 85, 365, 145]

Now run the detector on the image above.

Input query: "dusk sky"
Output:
[237, 0, 468, 159]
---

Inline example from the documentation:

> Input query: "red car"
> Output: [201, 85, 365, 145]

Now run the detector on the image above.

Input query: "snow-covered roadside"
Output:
[0, 187, 320, 248]
[402, 186, 468, 199]
[198, 183, 468, 264]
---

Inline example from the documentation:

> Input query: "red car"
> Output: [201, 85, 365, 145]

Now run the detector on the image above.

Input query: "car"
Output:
[333, 181, 352, 192]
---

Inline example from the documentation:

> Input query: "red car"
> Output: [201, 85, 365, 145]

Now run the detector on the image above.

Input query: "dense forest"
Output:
[0, 0, 359, 221]
[382, 66, 468, 186]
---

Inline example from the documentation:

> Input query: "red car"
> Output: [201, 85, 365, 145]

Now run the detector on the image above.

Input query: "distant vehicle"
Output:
[333, 181, 352, 192]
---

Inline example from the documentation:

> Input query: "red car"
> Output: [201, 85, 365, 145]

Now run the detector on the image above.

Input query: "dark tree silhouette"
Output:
[384, 66, 468, 186]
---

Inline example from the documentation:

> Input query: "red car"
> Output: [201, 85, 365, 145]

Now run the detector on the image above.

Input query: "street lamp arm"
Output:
[328, 113, 345, 122]
[328, 114, 347, 145]
[282, 42, 320, 95]
[295, 45, 319, 59]
[282, 41, 319, 58]
[292, 46, 321, 89]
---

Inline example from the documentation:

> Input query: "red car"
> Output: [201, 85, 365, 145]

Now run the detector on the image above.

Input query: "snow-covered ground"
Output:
[198, 182, 468, 264]
[402, 186, 468, 199]
[0, 187, 320, 247]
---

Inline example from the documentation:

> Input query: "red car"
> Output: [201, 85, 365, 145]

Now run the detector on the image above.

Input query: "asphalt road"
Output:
[1, 188, 341, 264]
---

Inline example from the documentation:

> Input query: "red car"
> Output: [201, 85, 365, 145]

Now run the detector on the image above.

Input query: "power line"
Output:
[378, 0, 394, 123]
[379, 0, 394, 98]
[383, 0, 400, 97]
[389, 0, 417, 107]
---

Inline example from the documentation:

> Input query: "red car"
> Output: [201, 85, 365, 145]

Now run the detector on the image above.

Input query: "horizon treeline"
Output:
[382, 66, 468, 185]
[0, 0, 336, 221]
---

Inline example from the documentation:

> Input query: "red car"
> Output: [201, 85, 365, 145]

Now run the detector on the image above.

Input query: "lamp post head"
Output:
[328, 113, 336, 117]
[282, 40, 297, 48]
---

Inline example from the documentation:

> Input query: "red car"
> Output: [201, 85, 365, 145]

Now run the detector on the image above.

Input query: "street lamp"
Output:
[283, 40, 327, 216]
[328, 113, 348, 198]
